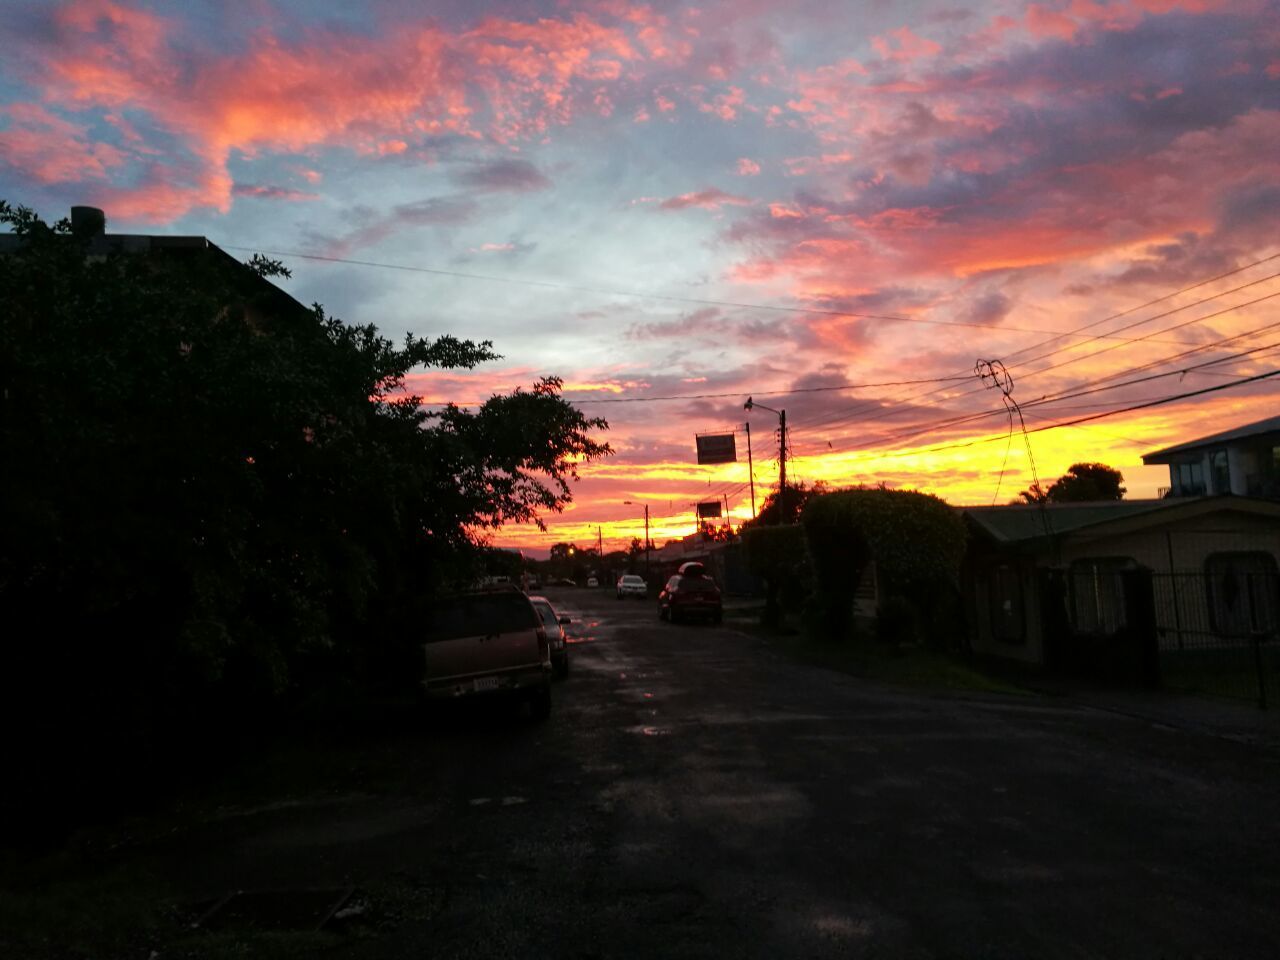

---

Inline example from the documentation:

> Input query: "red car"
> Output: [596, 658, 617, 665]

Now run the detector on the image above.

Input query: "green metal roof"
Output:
[961, 499, 1174, 544]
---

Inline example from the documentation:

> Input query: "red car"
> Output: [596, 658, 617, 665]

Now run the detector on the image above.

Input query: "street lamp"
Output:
[622, 500, 650, 577]
[744, 397, 788, 524]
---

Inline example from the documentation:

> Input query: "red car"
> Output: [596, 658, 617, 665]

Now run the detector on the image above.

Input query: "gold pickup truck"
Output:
[422, 587, 552, 719]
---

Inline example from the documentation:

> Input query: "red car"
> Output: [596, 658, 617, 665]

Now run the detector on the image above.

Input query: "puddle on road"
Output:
[627, 725, 672, 736]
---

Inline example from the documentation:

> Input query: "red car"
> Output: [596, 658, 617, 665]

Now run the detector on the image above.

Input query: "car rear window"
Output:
[531, 601, 558, 628]
[427, 593, 539, 643]
[676, 575, 717, 593]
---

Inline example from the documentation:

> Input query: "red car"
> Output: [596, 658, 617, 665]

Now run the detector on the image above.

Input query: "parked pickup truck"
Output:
[422, 586, 552, 719]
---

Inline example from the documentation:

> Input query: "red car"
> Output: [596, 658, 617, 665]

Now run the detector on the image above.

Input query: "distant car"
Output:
[587, 576, 600, 588]
[659, 568, 723, 624]
[529, 595, 571, 678]
[420, 586, 552, 719]
[616, 574, 647, 599]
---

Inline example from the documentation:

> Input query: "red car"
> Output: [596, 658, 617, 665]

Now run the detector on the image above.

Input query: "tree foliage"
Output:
[743, 524, 810, 627]
[744, 480, 827, 528]
[1019, 462, 1125, 504]
[0, 202, 611, 822]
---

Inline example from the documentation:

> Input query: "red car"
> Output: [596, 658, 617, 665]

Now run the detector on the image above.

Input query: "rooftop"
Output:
[962, 495, 1280, 546]
[1142, 414, 1280, 463]
[962, 499, 1172, 544]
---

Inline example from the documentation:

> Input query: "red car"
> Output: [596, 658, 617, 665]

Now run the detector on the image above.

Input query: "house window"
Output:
[1069, 558, 1132, 634]
[989, 564, 1024, 643]
[1209, 449, 1230, 494]
[1205, 552, 1279, 637]
[1176, 461, 1204, 496]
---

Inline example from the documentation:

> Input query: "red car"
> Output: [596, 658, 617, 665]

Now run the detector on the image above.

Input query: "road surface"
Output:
[62, 586, 1280, 958]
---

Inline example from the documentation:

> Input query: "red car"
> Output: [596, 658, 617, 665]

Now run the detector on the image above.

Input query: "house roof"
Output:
[962, 500, 1172, 544]
[1142, 414, 1280, 463]
[962, 495, 1280, 547]
[1, 216, 310, 318]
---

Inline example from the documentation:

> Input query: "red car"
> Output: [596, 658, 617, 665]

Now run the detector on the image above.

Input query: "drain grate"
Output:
[192, 886, 355, 932]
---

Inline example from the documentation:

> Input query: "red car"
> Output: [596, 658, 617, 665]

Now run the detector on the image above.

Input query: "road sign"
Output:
[697, 500, 723, 518]
[695, 433, 737, 464]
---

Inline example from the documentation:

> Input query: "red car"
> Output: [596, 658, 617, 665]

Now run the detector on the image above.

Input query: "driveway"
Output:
[32, 587, 1280, 958]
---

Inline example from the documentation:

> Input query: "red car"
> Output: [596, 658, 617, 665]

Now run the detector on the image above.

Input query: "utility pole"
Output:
[723, 493, 730, 533]
[598, 525, 603, 561]
[643, 504, 650, 576]
[778, 409, 787, 521]
[745, 421, 756, 519]
[744, 397, 787, 525]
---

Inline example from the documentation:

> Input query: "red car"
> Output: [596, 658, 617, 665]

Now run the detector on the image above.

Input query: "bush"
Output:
[801, 488, 967, 642]
[875, 595, 919, 646]
[743, 524, 809, 627]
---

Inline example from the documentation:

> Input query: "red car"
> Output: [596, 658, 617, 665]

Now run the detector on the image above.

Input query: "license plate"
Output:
[473, 677, 500, 692]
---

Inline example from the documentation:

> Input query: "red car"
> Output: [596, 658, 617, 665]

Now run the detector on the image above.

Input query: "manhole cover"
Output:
[193, 887, 354, 932]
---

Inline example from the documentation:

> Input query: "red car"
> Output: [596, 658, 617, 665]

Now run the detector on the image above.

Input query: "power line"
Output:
[797, 286, 1280, 437]
[798, 368, 1280, 464]
[218, 242, 1257, 342]
[795, 336, 1280, 458]
[792, 259, 1280, 433]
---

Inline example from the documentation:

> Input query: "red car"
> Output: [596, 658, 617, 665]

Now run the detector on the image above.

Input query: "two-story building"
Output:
[1142, 414, 1280, 499]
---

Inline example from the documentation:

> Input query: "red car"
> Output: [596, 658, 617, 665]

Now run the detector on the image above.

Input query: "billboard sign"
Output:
[695, 433, 737, 465]
[697, 500, 723, 519]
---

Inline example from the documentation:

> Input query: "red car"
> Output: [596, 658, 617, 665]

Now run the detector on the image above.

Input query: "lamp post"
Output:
[623, 500, 650, 577]
[744, 397, 787, 524]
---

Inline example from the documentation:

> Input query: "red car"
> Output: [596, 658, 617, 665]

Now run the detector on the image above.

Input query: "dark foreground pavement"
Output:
[20, 588, 1280, 958]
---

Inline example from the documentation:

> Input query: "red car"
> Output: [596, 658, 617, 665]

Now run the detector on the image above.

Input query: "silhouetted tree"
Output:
[0, 201, 611, 826]
[1019, 463, 1125, 504]
[745, 480, 829, 527]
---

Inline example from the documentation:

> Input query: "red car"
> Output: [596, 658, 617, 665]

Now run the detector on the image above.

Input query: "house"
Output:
[1142, 414, 1280, 499]
[0, 205, 309, 321]
[962, 497, 1280, 674]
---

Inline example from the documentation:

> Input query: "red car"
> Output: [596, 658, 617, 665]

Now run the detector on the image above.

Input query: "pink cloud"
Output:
[736, 157, 761, 176]
[1025, 4, 1080, 40]
[872, 27, 942, 63]
[12, 0, 657, 222]
[656, 188, 752, 211]
[0, 103, 126, 183]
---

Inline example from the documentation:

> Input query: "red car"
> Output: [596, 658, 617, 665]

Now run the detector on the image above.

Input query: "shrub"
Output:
[743, 524, 810, 627]
[801, 488, 967, 642]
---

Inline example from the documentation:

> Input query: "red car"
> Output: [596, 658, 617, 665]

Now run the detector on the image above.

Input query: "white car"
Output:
[586, 576, 600, 587]
[616, 574, 647, 599]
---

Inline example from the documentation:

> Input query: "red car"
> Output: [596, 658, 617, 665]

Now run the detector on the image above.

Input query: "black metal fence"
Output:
[1152, 568, 1279, 707]
[1040, 565, 1279, 707]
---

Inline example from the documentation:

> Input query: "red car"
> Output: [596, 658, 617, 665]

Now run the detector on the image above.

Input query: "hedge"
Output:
[800, 488, 967, 641]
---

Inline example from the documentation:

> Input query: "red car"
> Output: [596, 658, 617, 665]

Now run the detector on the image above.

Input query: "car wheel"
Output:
[712, 610, 723, 626]
[555, 655, 569, 679]
[529, 682, 552, 721]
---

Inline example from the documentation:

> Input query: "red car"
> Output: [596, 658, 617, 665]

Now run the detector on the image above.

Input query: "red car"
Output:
[658, 562, 723, 624]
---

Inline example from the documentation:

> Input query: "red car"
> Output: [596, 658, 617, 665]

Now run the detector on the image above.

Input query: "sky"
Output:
[3, 0, 1279, 556]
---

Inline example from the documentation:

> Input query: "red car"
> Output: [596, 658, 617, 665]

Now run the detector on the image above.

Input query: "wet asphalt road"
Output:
[135, 587, 1280, 958]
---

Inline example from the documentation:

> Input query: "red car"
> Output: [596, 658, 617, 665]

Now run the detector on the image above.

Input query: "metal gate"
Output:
[1152, 566, 1279, 708]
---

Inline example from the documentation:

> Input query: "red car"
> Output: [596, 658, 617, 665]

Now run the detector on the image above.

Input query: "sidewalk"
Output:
[1052, 685, 1280, 750]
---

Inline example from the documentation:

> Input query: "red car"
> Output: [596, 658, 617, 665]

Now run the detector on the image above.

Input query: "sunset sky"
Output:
[3, 0, 1279, 555]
